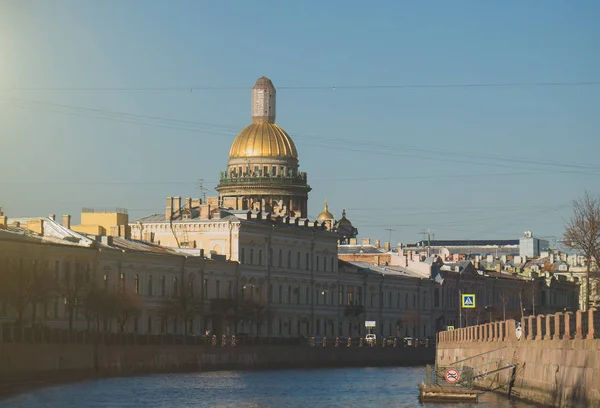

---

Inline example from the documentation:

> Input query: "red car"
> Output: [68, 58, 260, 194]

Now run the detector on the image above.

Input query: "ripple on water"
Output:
[0, 367, 542, 408]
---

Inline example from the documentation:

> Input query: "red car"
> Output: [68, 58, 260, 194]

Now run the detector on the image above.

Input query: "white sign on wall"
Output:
[365, 321, 376, 328]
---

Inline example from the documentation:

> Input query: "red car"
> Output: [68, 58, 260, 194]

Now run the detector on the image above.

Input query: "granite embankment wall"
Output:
[0, 340, 434, 395]
[437, 308, 600, 408]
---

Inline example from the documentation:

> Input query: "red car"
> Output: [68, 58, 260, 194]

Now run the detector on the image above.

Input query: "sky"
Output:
[1, 0, 599, 245]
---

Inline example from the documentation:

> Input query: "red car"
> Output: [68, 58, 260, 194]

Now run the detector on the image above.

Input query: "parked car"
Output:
[365, 333, 376, 344]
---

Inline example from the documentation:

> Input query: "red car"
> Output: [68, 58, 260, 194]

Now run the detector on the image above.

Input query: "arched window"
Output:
[287, 285, 292, 304]
[147, 275, 153, 296]
[278, 249, 283, 267]
[173, 277, 179, 297]
[287, 250, 292, 268]
[160, 275, 166, 296]
[316, 256, 320, 271]
[250, 249, 254, 264]
[134, 274, 140, 294]
[297, 252, 301, 269]
[258, 250, 263, 266]
[305, 253, 309, 270]
[323, 256, 327, 271]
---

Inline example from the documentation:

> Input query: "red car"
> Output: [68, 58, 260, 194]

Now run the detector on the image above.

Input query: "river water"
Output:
[1, 367, 541, 408]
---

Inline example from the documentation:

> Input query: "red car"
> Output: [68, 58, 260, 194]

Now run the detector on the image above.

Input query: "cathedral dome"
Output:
[229, 123, 298, 159]
[317, 200, 334, 221]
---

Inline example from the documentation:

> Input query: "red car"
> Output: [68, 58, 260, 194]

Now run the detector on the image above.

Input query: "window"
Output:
[173, 317, 178, 333]
[160, 276, 166, 296]
[173, 277, 178, 297]
[287, 286, 292, 304]
[269, 248, 273, 266]
[370, 292, 374, 307]
[250, 249, 254, 264]
[397, 293, 400, 309]
[133, 316, 139, 333]
[119, 272, 125, 292]
[147, 275, 153, 296]
[305, 288, 310, 304]
[331, 258, 334, 272]
[147, 316, 152, 333]
[278, 318, 283, 335]
[54, 261, 60, 281]
[258, 250, 263, 266]
[85, 263, 91, 283]
[216, 280, 220, 298]
[268, 284, 273, 302]
[287, 250, 292, 268]
[103, 273, 109, 290]
[413, 294, 416, 308]
[339, 286, 344, 305]
[323, 256, 327, 271]
[134, 274, 140, 294]
[388, 292, 392, 308]
[241, 248, 245, 264]
[227, 281, 233, 299]
[203, 279, 208, 299]
[405, 293, 408, 308]
[434, 288, 440, 308]
[189, 276, 195, 297]
[316, 256, 319, 271]
[297, 252, 301, 269]
[64, 262, 71, 283]
[278, 285, 282, 303]
[305, 253, 309, 270]
[278, 250, 283, 267]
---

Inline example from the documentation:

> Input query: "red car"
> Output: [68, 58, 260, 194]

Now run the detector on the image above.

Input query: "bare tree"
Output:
[114, 289, 142, 333]
[55, 262, 90, 332]
[0, 253, 36, 326]
[564, 192, 600, 310]
[161, 273, 202, 336]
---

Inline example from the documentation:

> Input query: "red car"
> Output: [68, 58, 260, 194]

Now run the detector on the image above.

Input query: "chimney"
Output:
[361, 238, 370, 246]
[165, 197, 174, 220]
[173, 197, 182, 214]
[349, 238, 357, 245]
[384, 242, 390, 251]
[185, 197, 192, 210]
[374, 240, 380, 248]
[62, 214, 71, 229]
[49, 214, 56, 221]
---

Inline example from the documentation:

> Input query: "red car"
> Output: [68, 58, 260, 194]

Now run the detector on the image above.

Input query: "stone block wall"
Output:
[437, 308, 600, 407]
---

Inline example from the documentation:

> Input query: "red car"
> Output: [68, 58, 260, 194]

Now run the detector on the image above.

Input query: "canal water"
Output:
[0, 367, 541, 408]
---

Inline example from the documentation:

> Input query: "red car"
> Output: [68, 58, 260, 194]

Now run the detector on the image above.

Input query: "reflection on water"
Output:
[1, 367, 541, 408]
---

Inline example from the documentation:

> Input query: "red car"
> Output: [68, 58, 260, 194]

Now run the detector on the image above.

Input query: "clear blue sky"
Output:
[1, 0, 599, 245]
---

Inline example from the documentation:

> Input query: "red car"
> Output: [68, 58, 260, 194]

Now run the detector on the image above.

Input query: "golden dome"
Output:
[317, 200, 334, 221]
[229, 123, 298, 159]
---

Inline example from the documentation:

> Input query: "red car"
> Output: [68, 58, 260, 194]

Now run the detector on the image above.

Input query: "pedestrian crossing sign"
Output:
[462, 294, 476, 308]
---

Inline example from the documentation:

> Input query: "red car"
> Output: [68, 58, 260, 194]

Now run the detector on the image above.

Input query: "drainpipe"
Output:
[379, 274, 384, 338]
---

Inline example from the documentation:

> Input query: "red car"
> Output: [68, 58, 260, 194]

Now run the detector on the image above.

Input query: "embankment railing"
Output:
[438, 307, 599, 343]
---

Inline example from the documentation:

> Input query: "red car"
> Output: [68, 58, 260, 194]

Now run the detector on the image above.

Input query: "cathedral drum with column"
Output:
[216, 77, 311, 217]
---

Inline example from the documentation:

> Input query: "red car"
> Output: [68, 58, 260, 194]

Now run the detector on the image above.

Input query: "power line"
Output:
[2, 81, 599, 92]
[4, 97, 600, 176]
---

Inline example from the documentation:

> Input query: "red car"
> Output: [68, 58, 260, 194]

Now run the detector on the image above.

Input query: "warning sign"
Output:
[445, 368, 460, 383]
[461, 294, 476, 309]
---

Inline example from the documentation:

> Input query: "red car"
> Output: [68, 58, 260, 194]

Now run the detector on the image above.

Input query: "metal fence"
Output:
[0, 327, 436, 348]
